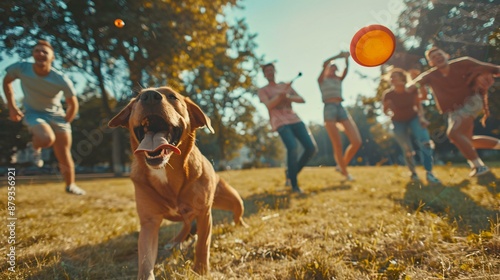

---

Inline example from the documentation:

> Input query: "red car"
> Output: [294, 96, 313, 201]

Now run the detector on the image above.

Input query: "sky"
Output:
[1, 0, 406, 125]
[228, 0, 406, 124]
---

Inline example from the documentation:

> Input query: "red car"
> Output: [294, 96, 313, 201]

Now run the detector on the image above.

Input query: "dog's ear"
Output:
[108, 98, 136, 128]
[185, 97, 215, 133]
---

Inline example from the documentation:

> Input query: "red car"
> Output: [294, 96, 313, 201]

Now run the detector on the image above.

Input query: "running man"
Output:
[409, 47, 500, 177]
[3, 40, 86, 194]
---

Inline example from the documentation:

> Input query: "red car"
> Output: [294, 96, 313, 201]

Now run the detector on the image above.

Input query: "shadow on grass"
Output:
[476, 171, 499, 195]
[21, 233, 140, 280]
[314, 183, 352, 193]
[286, 182, 352, 201]
[12, 191, 293, 279]
[400, 179, 499, 233]
[243, 191, 292, 214]
[14, 211, 249, 279]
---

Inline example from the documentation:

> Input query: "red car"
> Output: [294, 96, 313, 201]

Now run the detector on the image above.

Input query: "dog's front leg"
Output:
[137, 216, 162, 280]
[193, 210, 212, 274]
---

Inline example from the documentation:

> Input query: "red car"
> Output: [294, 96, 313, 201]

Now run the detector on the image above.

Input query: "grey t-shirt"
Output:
[6, 62, 76, 114]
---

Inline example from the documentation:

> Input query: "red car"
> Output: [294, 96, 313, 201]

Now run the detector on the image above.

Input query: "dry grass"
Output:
[1, 166, 499, 279]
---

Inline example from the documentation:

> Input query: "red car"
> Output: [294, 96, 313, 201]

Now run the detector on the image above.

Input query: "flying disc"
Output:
[350, 24, 395, 67]
[114, 19, 125, 28]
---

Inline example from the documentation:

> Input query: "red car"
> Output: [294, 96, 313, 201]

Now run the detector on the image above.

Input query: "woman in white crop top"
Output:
[318, 51, 361, 181]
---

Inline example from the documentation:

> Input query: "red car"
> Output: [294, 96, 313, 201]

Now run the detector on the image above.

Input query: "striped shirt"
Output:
[258, 82, 302, 131]
[319, 77, 343, 102]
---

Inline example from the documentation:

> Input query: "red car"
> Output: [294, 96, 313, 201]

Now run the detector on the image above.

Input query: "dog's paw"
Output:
[238, 220, 249, 229]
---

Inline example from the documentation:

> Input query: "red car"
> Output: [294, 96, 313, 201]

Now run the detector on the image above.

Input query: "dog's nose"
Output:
[140, 90, 162, 105]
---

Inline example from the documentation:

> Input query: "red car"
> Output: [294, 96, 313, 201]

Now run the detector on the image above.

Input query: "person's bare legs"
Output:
[325, 121, 347, 175]
[31, 123, 56, 149]
[28, 123, 55, 167]
[447, 115, 489, 176]
[339, 116, 362, 166]
[52, 132, 75, 186]
[472, 135, 500, 150]
[53, 132, 85, 194]
[447, 115, 479, 161]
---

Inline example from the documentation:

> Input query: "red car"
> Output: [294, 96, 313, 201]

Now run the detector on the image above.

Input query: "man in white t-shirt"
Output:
[2, 40, 86, 195]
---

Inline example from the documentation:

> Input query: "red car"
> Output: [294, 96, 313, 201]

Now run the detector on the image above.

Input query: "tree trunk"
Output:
[91, 51, 122, 177]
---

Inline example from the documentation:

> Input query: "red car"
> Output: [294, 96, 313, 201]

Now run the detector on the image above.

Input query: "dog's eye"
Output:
[167, 94, 178, 100]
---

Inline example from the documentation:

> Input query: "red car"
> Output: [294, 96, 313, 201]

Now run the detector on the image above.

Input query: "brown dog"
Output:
[108, 87, 247, 279]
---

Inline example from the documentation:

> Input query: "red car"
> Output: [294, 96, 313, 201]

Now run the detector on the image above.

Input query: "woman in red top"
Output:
[383, 68, 440, 183]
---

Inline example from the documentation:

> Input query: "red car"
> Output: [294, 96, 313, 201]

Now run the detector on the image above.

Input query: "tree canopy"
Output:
[0, 0, 264, 168]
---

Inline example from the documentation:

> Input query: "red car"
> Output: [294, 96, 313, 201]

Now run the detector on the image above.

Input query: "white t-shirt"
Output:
[6, 62, 76, 114]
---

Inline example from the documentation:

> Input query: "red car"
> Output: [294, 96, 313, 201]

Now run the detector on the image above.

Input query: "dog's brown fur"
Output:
[108, 87, 247, 279]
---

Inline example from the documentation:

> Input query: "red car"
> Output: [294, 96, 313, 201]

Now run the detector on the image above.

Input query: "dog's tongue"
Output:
[134, 131, 181, 155]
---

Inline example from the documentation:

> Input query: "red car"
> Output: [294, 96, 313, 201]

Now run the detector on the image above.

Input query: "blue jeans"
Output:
[392, 116, 433, 173]
[277, 122, 318, 189]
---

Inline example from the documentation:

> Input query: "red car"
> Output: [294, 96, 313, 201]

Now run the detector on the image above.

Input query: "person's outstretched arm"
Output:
[318, 51, 349, 84]
[339, 52, 350, 80]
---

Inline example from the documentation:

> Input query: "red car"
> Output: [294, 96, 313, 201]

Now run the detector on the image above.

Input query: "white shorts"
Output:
[447, 94, 483, 126]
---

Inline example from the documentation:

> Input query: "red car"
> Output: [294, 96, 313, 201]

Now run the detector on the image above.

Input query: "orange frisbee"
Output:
[114, 19, 125, 28]
[350, 24, 395, 67]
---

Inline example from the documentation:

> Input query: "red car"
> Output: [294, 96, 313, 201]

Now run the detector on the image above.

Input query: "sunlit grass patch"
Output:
[0, 166, 498, 279]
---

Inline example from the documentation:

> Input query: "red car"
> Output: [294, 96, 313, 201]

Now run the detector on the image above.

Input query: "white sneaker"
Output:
[66, 184, 86, 195]
[27, 143, 44, 168]
[345, 174, 355, 181]
[469, 166, 490, 177]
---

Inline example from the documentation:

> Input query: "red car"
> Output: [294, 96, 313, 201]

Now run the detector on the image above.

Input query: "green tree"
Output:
[397, 0, 497, 57]
[349, 96, 387, 166]
[0, 0, 260, 171]
[71, 90, 128, 168]
[242, 116, 285, 168]
[182, 19, 262, 167]
[308, 123, 334, 167]
[369, 121, 401, 166]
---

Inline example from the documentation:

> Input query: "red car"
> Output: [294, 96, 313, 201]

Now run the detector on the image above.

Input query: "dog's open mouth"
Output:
[133, 115, 182, 167]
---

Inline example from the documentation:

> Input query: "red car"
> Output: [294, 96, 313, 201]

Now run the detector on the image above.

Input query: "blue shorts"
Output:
[324, 103, 349, 122]
[23, 106, 71, 133]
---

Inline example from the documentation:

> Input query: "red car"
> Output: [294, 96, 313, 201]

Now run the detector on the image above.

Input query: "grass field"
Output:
[1, 165, 499, 279]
